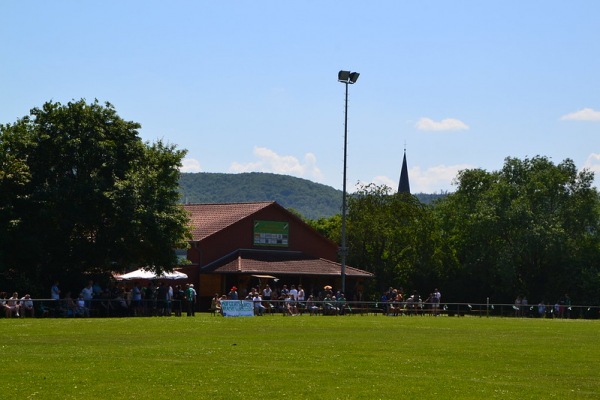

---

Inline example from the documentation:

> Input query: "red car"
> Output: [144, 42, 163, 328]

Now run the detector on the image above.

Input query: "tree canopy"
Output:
[434, 156, 600, 303]
[344, 183, 449, 297]
[0, 100, 191, 294]
[337, 157, 600, 305]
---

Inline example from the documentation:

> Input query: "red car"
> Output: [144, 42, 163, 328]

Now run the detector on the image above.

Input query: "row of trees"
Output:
[2, 99, 598, 304]
[0, 100, 191, 295]
[310, 157, 600, 305]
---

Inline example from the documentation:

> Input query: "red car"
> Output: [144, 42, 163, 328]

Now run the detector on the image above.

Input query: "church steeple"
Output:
[398, 148, 410, 194]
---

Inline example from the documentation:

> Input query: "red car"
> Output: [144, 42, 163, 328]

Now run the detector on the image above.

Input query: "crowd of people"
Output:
[210, 284, 356, 316]
[0, 292, 35, 318]
[377, 287, 442, 316]
[516, 294, 574, 319]
[2, 280, 588, 319]
[1, 280, 198, 318]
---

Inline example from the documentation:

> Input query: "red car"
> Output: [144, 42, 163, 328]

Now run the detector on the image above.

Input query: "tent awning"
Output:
[114, 268, 188, 281]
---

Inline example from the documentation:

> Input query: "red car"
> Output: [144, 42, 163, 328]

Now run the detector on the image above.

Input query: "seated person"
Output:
[20, 294, 35, 317]
[112, 290, 129, 316]
[76, 295, 90, 317]
[305, 295, 319, 315]
[253, 294, 266, 316]
[99, 288, 114, 316]
[5, 292, 21, 318]
[285, 294, 298, 316]
[210, 293, 222, 315]
[64, 292, 80, 317]
[323, 293, 339, 315]
[336, 293, 348, 315]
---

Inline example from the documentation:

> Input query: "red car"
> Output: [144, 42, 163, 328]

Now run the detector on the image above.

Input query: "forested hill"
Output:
[178, 172, 446, 220]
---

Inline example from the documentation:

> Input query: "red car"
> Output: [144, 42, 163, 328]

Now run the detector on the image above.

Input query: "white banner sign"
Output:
[221, 300, 255, 317]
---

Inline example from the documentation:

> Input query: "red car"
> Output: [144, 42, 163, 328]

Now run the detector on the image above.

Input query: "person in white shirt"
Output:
[262, 285, 272, 301]
[5, 292, 20, 317]
[20, 294, 35, 317]
[253, 294, 266, 316]
[432, 288, 441, 316]
[289, 285, 298, 301]
[297, 285, 305, 302]
[80, 281, 94, 309]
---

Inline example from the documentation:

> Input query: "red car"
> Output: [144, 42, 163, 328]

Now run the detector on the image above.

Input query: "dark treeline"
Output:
[308, 156, 600, 305]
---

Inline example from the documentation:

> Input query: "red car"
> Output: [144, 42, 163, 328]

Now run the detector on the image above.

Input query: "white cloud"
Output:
[584, 153, 600, 174]
[560, 108, 600, 121]
[229, 146, 324, 182]
[416, 117, 469, 131]
[371, 175, 397, 190]
[180, 158, 202, 172]
[408, 164, 471, 192]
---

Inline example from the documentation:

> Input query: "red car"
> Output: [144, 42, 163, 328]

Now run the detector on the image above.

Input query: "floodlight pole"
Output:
[341, 80, 349, 294]
[338, 70, 359, 295]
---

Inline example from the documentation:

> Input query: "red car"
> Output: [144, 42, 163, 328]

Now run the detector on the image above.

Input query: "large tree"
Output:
[0, 99, 191, 293]
[345, 183, 450, 297]
[434, 156, 600, 304]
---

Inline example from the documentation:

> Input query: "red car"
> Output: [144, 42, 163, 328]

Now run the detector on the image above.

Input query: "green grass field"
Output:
[2, 315, 598, 399]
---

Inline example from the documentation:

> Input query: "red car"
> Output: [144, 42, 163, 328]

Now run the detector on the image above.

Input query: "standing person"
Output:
[228, 286, 238, 300]
[537, 301, 546, 318]
[185, 284, 196, 316]
[563, 294, 572, 319]
[51, 281, 61, 300]
[514, 295, 522, 317]
[130, 282, 143, 316]
[262, 285, 272, 301]
[167, 285, 173, 316]
[156, 282, 169, 316]
[432, 288, 441, 316]
[144, 282, 156, 316]
[297, 285, 305, 311]
[172, 285, 184, 317]
[80, 281, 94, 310]
[289, 285, 298, 301]
[521, 296, 529, 317]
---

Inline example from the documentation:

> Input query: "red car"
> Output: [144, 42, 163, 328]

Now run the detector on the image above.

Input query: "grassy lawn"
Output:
[1, 315, 598, 399]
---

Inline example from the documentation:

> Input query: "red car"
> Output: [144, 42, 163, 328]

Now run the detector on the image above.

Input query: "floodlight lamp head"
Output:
[338, 70, 350, 82]
[338, 70, 360, 84]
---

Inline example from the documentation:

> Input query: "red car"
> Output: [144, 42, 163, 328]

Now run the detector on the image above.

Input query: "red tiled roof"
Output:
[202, 250, 373, 277]
[183, 202, 274, 241]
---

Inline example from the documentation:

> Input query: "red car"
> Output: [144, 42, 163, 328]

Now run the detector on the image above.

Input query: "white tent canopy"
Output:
[114, 268, 188, 281]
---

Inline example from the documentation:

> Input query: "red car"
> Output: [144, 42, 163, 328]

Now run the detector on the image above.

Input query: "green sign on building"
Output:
[253, 220, 289, 247]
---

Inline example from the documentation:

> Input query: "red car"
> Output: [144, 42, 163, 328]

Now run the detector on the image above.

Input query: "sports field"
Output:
[2, 315, 598, 399]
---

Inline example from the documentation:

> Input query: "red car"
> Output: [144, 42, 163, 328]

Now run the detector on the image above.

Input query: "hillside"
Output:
[178, 172, 447, 220]
[179, 172, 342, 219]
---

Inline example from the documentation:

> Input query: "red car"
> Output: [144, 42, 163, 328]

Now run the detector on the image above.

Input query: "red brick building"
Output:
[179, 202, 372, 308]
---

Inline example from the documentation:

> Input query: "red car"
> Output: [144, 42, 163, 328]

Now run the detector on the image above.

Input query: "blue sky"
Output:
[2, 1, 599, 193]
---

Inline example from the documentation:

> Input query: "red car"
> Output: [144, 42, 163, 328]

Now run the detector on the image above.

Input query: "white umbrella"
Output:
[114, 268, 188, 281]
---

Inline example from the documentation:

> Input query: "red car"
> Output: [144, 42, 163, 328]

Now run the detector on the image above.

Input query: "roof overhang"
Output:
[200, 249, 373, 278]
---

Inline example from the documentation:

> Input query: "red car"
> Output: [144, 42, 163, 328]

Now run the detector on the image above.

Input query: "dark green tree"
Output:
[434, 156, 600, 304]
[306, 214, 342, 244]
[0, 100, 191, 293]
[345, 183, 449, 297]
